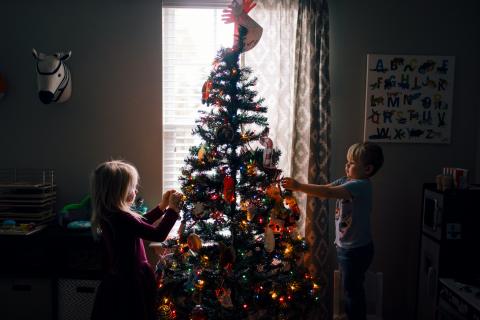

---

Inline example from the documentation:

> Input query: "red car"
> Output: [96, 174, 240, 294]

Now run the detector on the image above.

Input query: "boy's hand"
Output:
[281, 177, 301, 191]
[159, 189, 175, 210]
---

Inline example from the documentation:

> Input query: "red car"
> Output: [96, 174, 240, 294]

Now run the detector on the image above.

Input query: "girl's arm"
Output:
[142, 190, 176, 224]
[142, 206, 165, 224]
[126, 208, 180, 242]
[127, 192, 183, 242]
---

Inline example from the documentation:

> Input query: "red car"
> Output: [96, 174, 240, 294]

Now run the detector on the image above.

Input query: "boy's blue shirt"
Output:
[331, 176, 372, 249]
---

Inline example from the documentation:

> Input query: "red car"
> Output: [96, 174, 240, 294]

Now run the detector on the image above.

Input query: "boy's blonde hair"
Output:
[90, 160, 139, 236]
[347, 142, 384, 176]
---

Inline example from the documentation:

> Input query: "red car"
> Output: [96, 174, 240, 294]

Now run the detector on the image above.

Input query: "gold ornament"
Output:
[246, 162, 256, 176]
[187, 233, 202, 252]
[198, 145, 206, 161]
[265, 184, 282, 202]
[157, 298, 176, 320]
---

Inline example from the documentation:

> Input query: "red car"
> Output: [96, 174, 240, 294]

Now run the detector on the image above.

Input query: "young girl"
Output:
[90, 160, 183, 320]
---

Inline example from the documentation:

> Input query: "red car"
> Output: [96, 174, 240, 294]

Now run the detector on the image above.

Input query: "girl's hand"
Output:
[159, 189, 175, 211]
[281, 177, 301, 191]
[168, 192, 184, 213]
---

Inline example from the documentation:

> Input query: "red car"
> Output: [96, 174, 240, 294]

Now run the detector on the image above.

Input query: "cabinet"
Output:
[0, 277, 53, 320]
[416, 184, 480, 320]
[0, 226, 103, 320]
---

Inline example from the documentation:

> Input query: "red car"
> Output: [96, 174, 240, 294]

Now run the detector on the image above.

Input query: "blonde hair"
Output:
[90, 160, 139, 237]
[347, 142, 384, 176]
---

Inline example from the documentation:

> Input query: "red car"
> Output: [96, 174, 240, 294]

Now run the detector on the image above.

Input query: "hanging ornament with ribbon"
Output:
[259, 129, 274, 169]
[216, 287, 234, 309]
[264, 227, 275, 253]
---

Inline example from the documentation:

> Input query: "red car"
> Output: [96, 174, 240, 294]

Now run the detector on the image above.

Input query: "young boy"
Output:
[282, 142, 384, 320]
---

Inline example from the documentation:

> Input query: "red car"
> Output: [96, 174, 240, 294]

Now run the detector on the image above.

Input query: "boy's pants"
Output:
[336, 243, 374, 320]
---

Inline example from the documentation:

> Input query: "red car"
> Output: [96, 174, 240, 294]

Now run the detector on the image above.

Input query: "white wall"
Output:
[329, 0, 480, 319]
[0, 0, 165, 208]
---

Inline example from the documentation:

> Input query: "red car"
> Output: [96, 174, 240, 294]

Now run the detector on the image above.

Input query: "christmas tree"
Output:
[156, 1, 321, 319]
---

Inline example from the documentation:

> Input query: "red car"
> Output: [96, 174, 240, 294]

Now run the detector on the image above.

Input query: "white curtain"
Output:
[243, 0, 307, 235]
[245, 1, 332, 318]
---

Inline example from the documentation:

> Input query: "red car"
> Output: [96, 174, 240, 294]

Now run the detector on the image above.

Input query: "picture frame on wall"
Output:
[364, 54, 455, 144]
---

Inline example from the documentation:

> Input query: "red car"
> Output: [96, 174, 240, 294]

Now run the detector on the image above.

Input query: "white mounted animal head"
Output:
[32, 48, 72, 104]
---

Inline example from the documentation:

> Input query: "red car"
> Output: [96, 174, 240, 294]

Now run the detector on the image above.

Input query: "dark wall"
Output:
[0, 0, 164, 209]
[1, 0, 479, 319]
[329, 0, 480, 318]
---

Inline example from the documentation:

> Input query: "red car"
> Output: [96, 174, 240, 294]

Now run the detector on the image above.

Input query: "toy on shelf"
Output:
[0, 169, 56, 235]
[60, 195, 92, 230]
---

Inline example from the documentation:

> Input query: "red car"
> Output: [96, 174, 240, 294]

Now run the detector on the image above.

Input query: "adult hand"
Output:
[168, 192, 184, 213]
[281, 177, 301, 191]
[159, 189, 175, 211]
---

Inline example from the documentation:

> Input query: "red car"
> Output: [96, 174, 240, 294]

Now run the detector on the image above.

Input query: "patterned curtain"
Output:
[246, 0, 331, 318]
[291, 0, 331, 319]
[244, 0, 298, 177]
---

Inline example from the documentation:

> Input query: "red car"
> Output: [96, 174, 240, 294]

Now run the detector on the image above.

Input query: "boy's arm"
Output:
[282, 177, 351, 200]
[297, 183, 351, 200]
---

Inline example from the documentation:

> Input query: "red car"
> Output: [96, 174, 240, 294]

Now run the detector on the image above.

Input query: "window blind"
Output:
[162, 0, 230, 9]
[162, 7, 233, 191]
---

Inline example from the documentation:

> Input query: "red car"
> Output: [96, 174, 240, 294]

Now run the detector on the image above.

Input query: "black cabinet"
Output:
[0, 226, 103, 320]
[416, 184, 480, 320]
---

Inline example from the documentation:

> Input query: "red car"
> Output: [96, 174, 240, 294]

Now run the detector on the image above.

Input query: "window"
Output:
[162, 5, 233, 191]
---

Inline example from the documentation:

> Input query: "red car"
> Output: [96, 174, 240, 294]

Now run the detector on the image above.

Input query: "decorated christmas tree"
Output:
[156, 1, 321, 319]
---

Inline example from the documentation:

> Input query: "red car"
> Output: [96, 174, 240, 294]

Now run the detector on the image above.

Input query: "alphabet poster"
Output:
[364, 54, 454, 143]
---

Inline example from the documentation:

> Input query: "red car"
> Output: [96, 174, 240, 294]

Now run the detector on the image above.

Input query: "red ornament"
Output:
[284, 195, 301, 221]
[223, 176, 235, 203]
[201, 80, 213, 104]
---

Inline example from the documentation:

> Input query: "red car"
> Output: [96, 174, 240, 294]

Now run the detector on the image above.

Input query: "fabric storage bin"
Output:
[57, 278, 100, 320]
[0, 277, 52, 320]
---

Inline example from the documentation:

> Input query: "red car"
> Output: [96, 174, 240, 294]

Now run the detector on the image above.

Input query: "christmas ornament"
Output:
[192, 202, 209, 219]
[201, 80, 213, 104]
[265, 184, 282, 203]
[211, 210, 225, 221]
[187, 233, 202, 252]
[259, 131, 274, 169]
[240, 200, 249, 212]
[157, 298, 176, 320]
[284, 195, 301, 221]
[246, 161, 256, 176]
[264, 227, 275, 252]
[190, 304, 208, 320]
[198, 145, 206, 161]
[215, 287, 234, 308]
[195, 278, 206, 290]
[216, 124, 235, 143]
[269, 218, 284, 234]
[223, 176, 235, 203]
